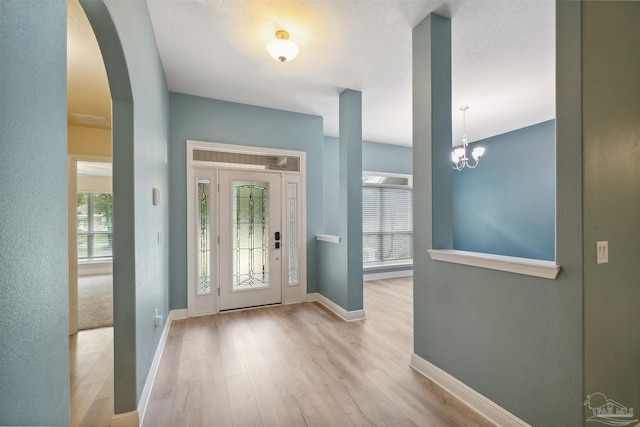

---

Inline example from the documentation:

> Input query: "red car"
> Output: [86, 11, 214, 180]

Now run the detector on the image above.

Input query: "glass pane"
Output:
[92, 193, 113, 258]
[362, 186, 413, 264]
[381, 233, 413, 261]
[197, 179, 211, 295]
[287, 182, 298, 285]
[77, 193, 89, 258]
[362, 174, 409, 186]
[233, 180, 269, 291]
[363, 234, 380, 263]
[92, 233, 112, 258]
[92, 193, 113, 232]
[77, 192, 112, 260]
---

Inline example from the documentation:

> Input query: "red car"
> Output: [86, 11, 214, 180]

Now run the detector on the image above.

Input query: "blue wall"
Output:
[339, 89, 364, 312]
[0, 1, 70, 424]
[583, 1, 640, 420]
[324, 136, 412, 235]
[363, 140, 412, 175]
[168, 92, 324, 309]
[452, 120, 556, 260]
[413, 12, 584, 426]
[323, 137, 340, 235]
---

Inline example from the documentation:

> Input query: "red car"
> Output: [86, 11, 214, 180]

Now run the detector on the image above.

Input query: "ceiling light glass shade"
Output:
[452, 147, 465, 163]
[267, 38, 299, 63]
[471, 146, 485, 161]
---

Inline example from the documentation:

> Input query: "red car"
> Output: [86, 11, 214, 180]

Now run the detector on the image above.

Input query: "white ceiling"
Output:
[147, 0, 555, 147]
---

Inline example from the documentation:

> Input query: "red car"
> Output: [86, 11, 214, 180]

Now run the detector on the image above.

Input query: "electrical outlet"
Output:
[596, 241, 608, 264]
[154, 308, 163, 328]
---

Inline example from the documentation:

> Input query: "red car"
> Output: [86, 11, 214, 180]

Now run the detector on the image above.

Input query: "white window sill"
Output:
[427, 249, 560, 279]
[364, 260, 413, 271]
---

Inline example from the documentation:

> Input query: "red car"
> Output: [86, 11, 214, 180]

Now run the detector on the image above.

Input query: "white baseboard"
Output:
[410, 353, 531, 427]
[137, 309, 183, 426]
[307, 293, 365, 322]
[364, 269, 413, 281]
[170, 308, 188, 321]
[79, 261, 113, 276]
[111, 410, 139, 427]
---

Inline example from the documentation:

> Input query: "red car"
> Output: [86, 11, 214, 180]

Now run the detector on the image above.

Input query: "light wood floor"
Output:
[144, 278, 491, 427]
[69, 327, 114, 427]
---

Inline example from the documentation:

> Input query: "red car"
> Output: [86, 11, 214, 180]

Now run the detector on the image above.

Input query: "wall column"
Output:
[413, 13, 452, 254]
[339, 89, 363, 311]
[0, 1, 70, 425]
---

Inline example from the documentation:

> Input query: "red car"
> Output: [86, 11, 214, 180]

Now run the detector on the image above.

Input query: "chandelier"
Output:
[452, 106, 485, 170]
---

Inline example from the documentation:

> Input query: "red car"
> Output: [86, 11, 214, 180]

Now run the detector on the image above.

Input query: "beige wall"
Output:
[77, 175, 112, 193]
[68, 125, 111, 157]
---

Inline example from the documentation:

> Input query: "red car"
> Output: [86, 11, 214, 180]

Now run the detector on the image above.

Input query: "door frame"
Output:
[186, 140, 307, 317]
[68, 153, 112, 335]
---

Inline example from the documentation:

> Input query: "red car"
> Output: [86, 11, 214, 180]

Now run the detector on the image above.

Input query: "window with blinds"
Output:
[363, 182, 413, 266]
[77, 192, 113, 260]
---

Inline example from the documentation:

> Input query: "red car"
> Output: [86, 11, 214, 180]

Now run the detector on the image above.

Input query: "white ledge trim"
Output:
[428, 249, 560, 279]
[316, 234, 341, 243]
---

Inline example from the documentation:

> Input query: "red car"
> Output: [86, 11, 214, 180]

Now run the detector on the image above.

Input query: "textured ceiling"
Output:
[66, 0, 555, 145]
[147, 0, 555, 146]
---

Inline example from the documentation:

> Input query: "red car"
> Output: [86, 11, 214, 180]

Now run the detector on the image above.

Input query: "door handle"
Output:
[275, 231, 280, 241]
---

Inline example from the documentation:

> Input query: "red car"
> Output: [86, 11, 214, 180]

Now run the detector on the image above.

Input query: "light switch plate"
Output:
[596, 241, 608, 264]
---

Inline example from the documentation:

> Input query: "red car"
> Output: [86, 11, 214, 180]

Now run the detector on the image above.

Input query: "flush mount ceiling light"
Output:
[266, 29, 299, 63]
[452, 106, 485, 170]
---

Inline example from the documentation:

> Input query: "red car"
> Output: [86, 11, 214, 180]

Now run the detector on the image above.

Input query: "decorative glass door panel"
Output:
[233, 180, 269, 291]
[287, 182, 299, 285]
[197, 179, 211, 295]
[219, 170, 282, 310]
[189, 171, 217, 317]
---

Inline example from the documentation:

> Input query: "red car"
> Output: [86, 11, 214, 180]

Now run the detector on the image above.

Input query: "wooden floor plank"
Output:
[69, 327, 114, 427]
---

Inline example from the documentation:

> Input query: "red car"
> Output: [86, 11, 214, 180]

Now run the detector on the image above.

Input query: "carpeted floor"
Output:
[78, 274, 113, 330]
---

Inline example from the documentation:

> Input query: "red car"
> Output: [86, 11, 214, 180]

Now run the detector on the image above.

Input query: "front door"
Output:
[218, 170, 282, 310]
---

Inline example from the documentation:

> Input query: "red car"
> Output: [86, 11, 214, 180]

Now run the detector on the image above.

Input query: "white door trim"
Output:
[186, 141, 307, 317]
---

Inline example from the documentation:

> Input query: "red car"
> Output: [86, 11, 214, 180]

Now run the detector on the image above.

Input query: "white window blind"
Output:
[363, 186, 413, 264]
